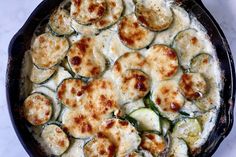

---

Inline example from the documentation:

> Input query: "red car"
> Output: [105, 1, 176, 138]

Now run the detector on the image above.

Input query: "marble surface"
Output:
[0, 0, 235, 156]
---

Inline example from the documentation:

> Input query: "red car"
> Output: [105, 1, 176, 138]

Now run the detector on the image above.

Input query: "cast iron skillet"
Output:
[6, 0, 236, 156]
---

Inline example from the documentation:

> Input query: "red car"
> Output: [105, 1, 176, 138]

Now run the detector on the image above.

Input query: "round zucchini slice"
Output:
[140, 133, 167, 157]
[70, 0, 107, 25]
[84, 133, 116, 157]
[118, 69, 150, 103]
[61, 139, 84, 157]
[151, 80, 185, 121]
[118, 14, 155, 50]
[23, 93, 52, 125]
[62, 109, 98, 138]
[41, 124, 70, 156]
[179, 73, 208, 101]
[172, 29, 204, 68]
[71, 19, 99, 35]
[154, 5, 190, 45]
[129, 108, 161, 132]
[123, 99, 145, 114]
[57, 78, 86, 108]
[169, 138, 188, 157]
[30, 65, 57, 84]
[32, 86, 61, 120]
[135, 2, 173, 31]
[67, 37, 106, 78]
[95, 0, 124, 30]
[49, 8, 74, 36]
[100, 119, 141, 157]
[172, 118, 202, 148]
[112, 52, 149, 78]
[146, 44, 179, 81]
[190, 53, 213, 74]
[31, 33, 69, 69]
[42, 66, 72, 91]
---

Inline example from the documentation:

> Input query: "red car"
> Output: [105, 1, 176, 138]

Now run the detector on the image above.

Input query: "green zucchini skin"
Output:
[190, 53, 213, 73]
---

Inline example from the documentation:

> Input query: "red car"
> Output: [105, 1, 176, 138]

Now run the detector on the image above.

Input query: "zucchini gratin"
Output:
[22, 0, 222, 156]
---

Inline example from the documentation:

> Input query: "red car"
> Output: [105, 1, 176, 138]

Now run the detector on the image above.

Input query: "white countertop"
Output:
[0, 0, 235, 156]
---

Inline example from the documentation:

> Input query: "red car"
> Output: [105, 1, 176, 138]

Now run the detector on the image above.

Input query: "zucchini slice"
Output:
[129, 108, 161, 132]
[112, 52, 150, 78]
[169, 138, 188, 157]
[190, 53, 213, 74]
[123, 99, 145, 114]
[32, 86, 61, 120]
[49, 8, 74, 36]
[42, 66, 72, 91]
[154, 5, 190, 45]
[179, 73, 208, 101]
[151, 80, 185, 121]
[118, 14, 155, 50]
[161, 118, 171, 136]
[31, 33, 69, 69]
[118, 69, 150, 103]
[70, 0, 107, 25]
[23, 93, 52, 126]
[95, 0, 124, 30]
[172, 118, 202, 148]
[99, 119, 141, 157]
[71, 19, 99, 35]
[67, 37, 106, 78]
[41, 124, 70, 156]
[62, 139, 84, 157]
[140, 133, 167, 157]
[84, 133, 116, 157]
[172, 29, 204, 68]
[146, 44, 179, 81]
[30, 65, 57, 84]
[57, 78, 86, 108]
[135, 2, 173, 31]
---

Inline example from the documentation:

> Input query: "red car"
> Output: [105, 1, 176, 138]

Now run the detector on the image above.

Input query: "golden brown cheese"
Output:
[84, 133, 116, 157]
[95, 0, 124, 29]
[57, 78, 86, 108]
[41, 125, 70, 156]
[119, 69, 150, 103]
[31, 33, 69, 69]
[135, 3, 173, 31]
[140, 133, 166, 157]
[118, 14, 155, 49]
[67, 37, 106, 78]
[146, 45, 179, 81]
[99, 119, 141, 157]
[23, 93, 52, 125]
[71, 0, 107, 25]
[179, 73, 207, 100]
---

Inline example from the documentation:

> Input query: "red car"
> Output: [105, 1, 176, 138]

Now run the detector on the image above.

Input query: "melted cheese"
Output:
[31, 33, 69, 69]
[30, 65, 57, 84]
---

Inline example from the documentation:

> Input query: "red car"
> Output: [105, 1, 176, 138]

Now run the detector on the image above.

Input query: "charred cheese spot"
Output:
[41, 125, 69, 155]
[31, 33, 69, 69]
[84, 133, 116, 157]
[23, 93, 52, 126]
[179, 73, 207, 100]
[140, 133, 166, 157]
[57, 78, 86, 108]
[135, 3, 173, 31]
[119, 70, 150, 103]
[100, 119, 141, 157]
[67, 37, 106, 78]
[152, 80, 184, 120]
[146, 45, 178, 81]
[95, 0, 124, 29]
[118, 14, 155, 50]
[49, 9, 74, 36]
[71, 0, 107, 25]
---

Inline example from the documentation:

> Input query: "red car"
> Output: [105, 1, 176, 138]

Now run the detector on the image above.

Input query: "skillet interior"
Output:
[6, 0, 235, 156]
